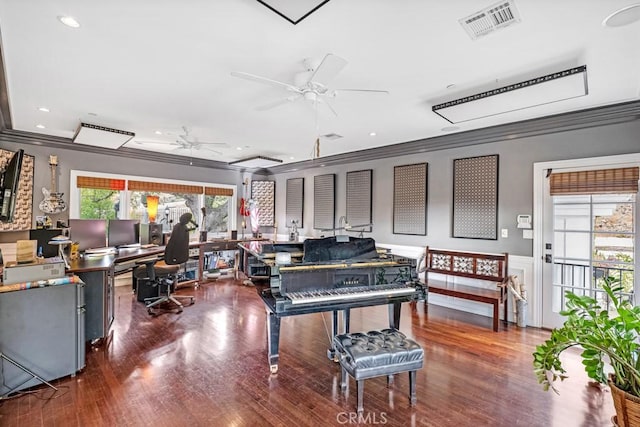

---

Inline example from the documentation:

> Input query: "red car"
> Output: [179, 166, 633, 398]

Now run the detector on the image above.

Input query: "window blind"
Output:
[76, 176, 126, 191]
[204, 187, 233, 197]
[550, 167, 639, 195]
[128, 180, 203, 194]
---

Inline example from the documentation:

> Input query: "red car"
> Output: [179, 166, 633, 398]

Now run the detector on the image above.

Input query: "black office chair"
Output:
[134, 212, 195, 314]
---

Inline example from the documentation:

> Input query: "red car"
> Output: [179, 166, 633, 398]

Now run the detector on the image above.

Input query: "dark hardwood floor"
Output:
[0, 276, 615, 426]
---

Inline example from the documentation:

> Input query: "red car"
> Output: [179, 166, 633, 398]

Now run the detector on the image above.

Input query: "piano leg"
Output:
[388, 302, 402, 330]
[327, 309, 351, 362]
[327, 311, 340, 361]
[266, 311, 280, 374]
[343, 309, 351, 334]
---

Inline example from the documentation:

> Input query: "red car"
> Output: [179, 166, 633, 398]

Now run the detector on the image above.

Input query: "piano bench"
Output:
[333, 329, 424, 413]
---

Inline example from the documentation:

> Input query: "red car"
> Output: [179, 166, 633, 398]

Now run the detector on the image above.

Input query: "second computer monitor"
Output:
[108, 219, 139, 248]
[69, 219, 108, 252]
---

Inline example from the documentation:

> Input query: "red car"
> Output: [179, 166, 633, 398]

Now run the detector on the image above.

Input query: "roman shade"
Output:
[204, 187, 233, 196]
[550, 167, 639, 195]
[76, 176, 126, 190]
[128, 180, 203, 194]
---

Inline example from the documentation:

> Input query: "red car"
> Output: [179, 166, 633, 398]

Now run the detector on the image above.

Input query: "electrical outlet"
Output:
[501, 228, 508, 238]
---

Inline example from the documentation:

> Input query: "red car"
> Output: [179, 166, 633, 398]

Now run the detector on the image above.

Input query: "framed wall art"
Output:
[393, 163, 427, 235]
[452, 154, 499, 240]
[251, 180, 275, 227]
[346, 169, 372, 232]
[285, 177, 303, 228]
[313, 174, 335, 230]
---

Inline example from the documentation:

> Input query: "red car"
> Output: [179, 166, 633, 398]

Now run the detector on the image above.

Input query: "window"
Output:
[553, 193, 636, 308]
[204, 195, 230, 238]
[70, 171, 236, 239]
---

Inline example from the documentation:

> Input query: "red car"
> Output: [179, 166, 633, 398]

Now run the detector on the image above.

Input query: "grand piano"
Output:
[246, 236, 426, 373]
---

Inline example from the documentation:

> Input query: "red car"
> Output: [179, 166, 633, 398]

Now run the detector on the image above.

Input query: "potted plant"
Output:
[533, 276, 640, 426]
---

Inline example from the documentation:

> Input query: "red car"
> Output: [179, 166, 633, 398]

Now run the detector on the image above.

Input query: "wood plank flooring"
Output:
[0, 276, 615, 426]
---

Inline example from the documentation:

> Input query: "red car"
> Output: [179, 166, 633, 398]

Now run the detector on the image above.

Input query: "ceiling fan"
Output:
[231, 53, 389, 115]
[133, 126, 228, 156]
[174, 126, 228, 154]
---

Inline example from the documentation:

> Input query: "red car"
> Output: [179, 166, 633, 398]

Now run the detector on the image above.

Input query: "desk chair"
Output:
[134, 213, 195, 314]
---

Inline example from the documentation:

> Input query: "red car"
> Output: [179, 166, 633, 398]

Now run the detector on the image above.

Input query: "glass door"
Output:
[543, 192, 636, 328]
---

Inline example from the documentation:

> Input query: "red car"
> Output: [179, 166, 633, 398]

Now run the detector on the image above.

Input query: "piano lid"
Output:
[302, 236, 378, 263]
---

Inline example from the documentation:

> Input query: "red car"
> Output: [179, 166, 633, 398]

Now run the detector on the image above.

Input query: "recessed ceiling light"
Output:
[154, 130, 162, 135]
[441, 126, 460, 132]
[289, 156, 295, 160]
[58, 15, 80, 28]
[446, 84, 457, 89]
[236, 147, 243, 151]
[36, 124, 45, 129]
[38, 107, 50, 113]
[603, 4, 640, 27]
[88, 112, 97, 116]
[369, 132, 376, 137]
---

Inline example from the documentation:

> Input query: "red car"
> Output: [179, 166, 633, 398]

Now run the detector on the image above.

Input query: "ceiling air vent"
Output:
[459, 0, 521, 40]
[321, 133, 343, 140]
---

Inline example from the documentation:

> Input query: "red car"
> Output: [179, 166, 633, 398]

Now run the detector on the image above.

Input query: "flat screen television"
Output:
[108, 219, 139, 248]
[69, 219, 108, 252]
[0, 149, 25, 222]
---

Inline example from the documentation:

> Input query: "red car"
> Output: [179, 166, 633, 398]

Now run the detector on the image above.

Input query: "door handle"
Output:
[545, 254, 552, 263]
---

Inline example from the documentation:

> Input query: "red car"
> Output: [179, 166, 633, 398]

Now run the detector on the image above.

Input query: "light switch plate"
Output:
[523, 229, 533, 239]
[501, 228, 508, 238]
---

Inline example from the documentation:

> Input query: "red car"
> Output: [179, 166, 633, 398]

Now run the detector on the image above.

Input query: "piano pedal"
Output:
[327, 348, 339, 362]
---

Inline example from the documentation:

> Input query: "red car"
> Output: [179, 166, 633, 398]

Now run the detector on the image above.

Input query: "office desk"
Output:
[67, 246, 166, 343]
[196, 240, 242, 283]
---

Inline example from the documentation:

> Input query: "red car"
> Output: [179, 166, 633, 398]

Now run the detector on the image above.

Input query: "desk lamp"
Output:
[146, 195, 159, 223]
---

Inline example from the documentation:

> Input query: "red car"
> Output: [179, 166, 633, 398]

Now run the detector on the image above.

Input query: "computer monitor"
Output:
[69, 219, 108, 252]
[0, 149, 24, 223]
[108, 219, 139, 248]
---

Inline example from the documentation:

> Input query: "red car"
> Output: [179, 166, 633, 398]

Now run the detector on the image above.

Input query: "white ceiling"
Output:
[0, 0, 639, 166]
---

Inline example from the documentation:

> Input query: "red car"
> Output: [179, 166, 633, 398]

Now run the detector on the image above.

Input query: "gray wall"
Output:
[272, 120, 640, 257]
[2, 119, 639, 255]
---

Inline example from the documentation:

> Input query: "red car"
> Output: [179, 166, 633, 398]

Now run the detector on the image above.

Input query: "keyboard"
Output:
[85, 247, 116, 254]
[119, 243, 141, 249]
[287, 283, 417, 305]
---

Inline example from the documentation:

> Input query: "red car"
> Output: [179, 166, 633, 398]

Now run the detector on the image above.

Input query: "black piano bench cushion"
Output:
[334, 329, 424, 379]
[334, 329, 424, 412]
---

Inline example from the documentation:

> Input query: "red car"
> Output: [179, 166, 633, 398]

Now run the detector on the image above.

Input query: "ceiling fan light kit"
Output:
[229, 155, 283, 168]
[432, 65, 588, 124]
[72, 122, 135, 149]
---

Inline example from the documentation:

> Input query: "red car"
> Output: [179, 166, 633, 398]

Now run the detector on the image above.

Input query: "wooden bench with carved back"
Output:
[422, 246, 509, 331]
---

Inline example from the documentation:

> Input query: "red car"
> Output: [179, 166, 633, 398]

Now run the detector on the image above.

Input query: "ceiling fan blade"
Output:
[256, 94, 302, 111]
[332, 88, 390, 95]
[178, 134, 228, 147]
[316, 97, 338, 117]
[200, 146, 223, 155]
[231, 71, 302, 92]
[309, 54, 348, 86]
[132, 139, 180, 147]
